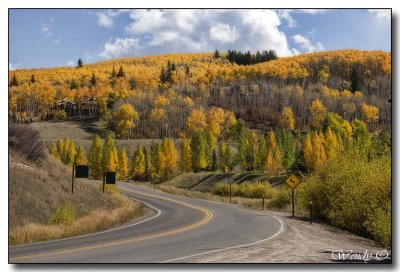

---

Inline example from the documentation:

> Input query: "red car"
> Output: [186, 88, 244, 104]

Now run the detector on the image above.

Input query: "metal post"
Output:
[262, 197, 265, 210]
[292, 188, 295, 218]
[229, 183, 232, 204]
[309, 200, 313, 224]
[71, 165, 75, 194]
[102, 171, 105, 194]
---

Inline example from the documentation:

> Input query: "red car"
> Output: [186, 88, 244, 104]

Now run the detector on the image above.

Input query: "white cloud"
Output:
[278, 9, 328, 28]
[292, 34, 324, 53]
[9, 63, 22, 71]
[209, 23, 240, 43]
[368, 9, 391, 21]
[99, 38, 141, 59]
[66, 60, 75, 66]
[99, 9, 300, 59]
[53, 39, 61, 44]
[97, 13, 114, 28]
[41, 23, 52, 37]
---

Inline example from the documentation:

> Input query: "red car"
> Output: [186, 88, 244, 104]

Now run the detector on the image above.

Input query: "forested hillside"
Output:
[9, 50, 391, 137]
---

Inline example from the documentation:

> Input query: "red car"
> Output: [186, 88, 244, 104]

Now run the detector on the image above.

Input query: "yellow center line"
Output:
[10, 187, 213, 262]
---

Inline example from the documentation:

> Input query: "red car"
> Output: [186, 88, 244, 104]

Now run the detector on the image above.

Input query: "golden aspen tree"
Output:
[74, 146, 88, 165]
[324, 127, 340, 160]
[117, 149, 129, 181]
[361, 103, 379, 124]
[49, 144, 60, 160]
[103, 136, 117, 171]
[132, 145, 146, 179]
[187, 107, 207, 134]
[279, 106, 295, 130]
[302, 133, 313, 170]
[180, 139, 192, 173]
[310, 99, 327, 129]
[264, 131, 283, 176]
[312, 132, 327, 170]
[249, 131, 259, 171]
[162, 138, 178, 179]
[89, 136, 103, 180]
[65, 139, 76, 166]
[113, 103, 138, 139]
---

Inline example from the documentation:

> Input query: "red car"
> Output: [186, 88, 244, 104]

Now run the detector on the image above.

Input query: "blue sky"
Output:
[9, 9, 391, 69]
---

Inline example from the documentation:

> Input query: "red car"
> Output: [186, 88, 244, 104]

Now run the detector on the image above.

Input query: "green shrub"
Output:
[267, 188, 291, 209]
[297, 150, 391, 247]
[49, 203, 76, 225]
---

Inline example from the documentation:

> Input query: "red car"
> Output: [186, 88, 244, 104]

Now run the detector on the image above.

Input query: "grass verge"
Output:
[9, 194, 146, 246]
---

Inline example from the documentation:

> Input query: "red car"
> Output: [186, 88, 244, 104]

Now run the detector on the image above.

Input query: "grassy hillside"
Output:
[9, 124, 147, 245]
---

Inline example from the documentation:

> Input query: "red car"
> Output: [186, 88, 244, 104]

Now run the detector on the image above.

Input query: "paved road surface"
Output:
[9, 182, 283, 263]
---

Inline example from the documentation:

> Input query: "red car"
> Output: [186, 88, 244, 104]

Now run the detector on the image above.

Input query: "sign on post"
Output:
[285, 174, 302, 218]
[285, 174, 301, 189]
[75, 165, 89, 178]
[105, 172, 116, 184]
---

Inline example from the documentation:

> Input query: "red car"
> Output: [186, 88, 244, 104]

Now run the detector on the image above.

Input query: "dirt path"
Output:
[181, 211, 390, 263]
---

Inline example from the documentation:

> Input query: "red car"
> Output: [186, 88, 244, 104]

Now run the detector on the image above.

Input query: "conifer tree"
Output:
[90, 73, 97, 86]
[144, 147, 153, 181]
[30, 74, 36, 84]
[117, 66, 125, 78]
[77, 59, 83, 68]
[89, 136, 103, 179]
[10, 73, 19, 87]
[180, 139, 192, 173]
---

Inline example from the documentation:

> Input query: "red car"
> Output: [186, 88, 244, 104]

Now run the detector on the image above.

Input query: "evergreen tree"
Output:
[214, 50, 220, 58]
[218, 142, 235, 173]
[256, 135, 267, 171]
[180, 139, 192, 173]
[248, 131, 259, 172]
[159, 66, 166, 84]
[77, 59, 83, 68]
[117, 66, 125, 78]
[185, 65, 190, 77]
[90, 73, 97, 86]
[89, 136, 103, 179]
[74, 146, 88, 165]
[132, 145, 146, 179]
[10, 73, 19, 87]
[30, 74, 36, 84]
[117, 149, 129, 181]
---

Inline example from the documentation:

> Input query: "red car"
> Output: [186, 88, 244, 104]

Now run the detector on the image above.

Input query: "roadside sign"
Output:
[105, 171, 116, 184]
[75, 165, 89, 178]
[285, 174, 301, 189]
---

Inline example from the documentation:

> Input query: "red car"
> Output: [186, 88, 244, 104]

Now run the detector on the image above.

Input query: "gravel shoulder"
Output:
[181, 210, 390, 263]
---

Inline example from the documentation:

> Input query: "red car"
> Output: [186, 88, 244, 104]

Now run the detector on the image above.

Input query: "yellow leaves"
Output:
[180, 139, 192, 173]
[75, 146, 88, 165]
[279, 106, 295, 130]
[113, 103, 138, 138]
[303, 132, 327, 171]
[361, 103, 379, 123]
[187, 107, 207, 134]
[154, 95, 169, 107]
[149, 108, 166, 121]
[182, 96, 194, 107]
[310, 99, 327, 129]
[117, 149, 129, 180]
[264, 131, 283, 176]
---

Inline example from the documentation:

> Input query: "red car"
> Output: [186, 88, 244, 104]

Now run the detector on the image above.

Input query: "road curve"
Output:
[9, 182, 284, 263]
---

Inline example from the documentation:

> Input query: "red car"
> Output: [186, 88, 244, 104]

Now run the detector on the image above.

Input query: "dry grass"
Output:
[30, 120, 178, 154]
[150, 183, 305, 215]
[10, 195, 144, 245]
[9, 150, 148, 245]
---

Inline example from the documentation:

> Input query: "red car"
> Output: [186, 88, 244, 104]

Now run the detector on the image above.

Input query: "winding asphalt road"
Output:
[9, 182, 284, 263]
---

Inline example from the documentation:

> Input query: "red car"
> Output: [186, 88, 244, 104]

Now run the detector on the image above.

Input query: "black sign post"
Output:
[72, 165, 89, 194]
[103, 171, 116, 194]
[71, 165, 75, 194]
